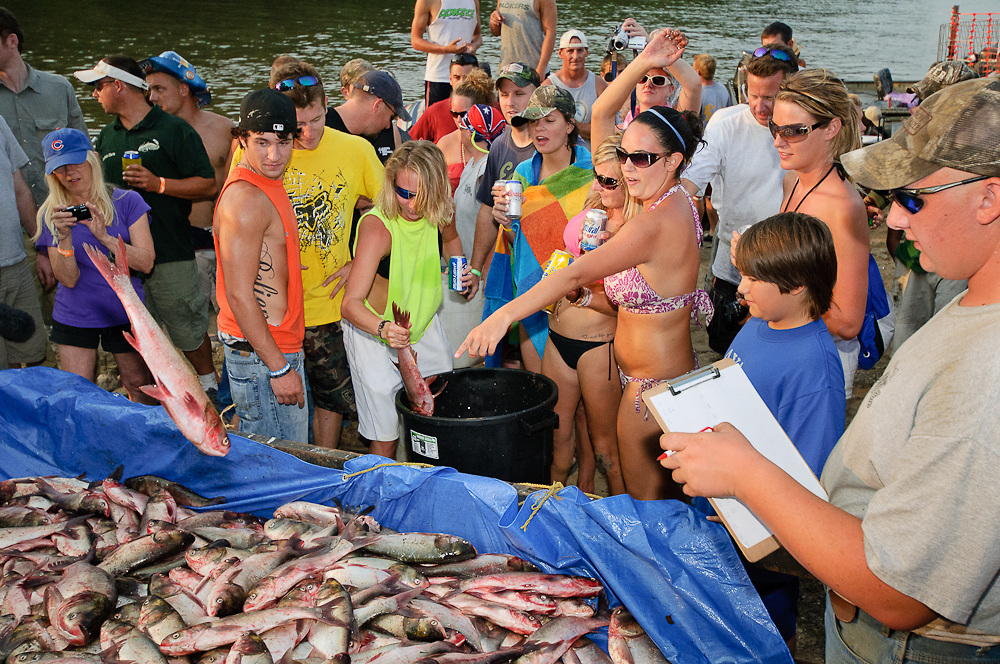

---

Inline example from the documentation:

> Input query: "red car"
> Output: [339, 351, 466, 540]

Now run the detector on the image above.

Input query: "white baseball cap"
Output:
[559, 30, 588, 49]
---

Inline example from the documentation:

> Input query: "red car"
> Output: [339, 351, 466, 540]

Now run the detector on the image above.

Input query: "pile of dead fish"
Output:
[0, 473, 668, 664]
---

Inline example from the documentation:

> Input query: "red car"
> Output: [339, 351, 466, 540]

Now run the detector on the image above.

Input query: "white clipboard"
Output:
[642, 358, 828, 562]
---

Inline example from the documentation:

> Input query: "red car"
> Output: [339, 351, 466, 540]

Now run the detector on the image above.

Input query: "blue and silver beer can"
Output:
[449, 256, 467, 291]
[580, 209, 608, 251]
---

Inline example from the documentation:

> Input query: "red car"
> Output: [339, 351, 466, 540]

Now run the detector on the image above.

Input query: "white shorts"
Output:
[342, 314, 453, 441]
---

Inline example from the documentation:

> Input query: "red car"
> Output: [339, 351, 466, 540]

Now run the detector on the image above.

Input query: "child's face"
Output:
[737, 274, 809, 329]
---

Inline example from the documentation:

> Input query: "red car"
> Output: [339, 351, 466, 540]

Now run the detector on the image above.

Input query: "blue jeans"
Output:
[224, 345, 308, 444]
[825, 598, 1000, 663]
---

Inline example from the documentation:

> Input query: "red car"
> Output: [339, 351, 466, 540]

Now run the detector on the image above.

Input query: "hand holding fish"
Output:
[381, 319, 411, 349]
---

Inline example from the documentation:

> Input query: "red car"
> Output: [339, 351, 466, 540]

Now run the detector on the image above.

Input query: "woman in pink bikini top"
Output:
[457, 26, 713, 503]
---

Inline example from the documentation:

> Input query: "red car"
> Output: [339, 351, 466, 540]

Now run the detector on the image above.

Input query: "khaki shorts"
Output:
[0, 257, 47, 366]
[143, 259, 210, 352]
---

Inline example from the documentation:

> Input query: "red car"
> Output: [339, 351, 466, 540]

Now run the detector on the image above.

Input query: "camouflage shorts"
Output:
[303, 321, 356, 415]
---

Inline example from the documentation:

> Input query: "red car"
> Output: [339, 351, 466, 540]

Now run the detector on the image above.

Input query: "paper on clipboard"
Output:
[642, 358, 828, 561]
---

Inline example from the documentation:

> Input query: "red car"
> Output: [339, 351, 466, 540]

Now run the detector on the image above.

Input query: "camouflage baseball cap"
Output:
[841, 77, 1000, 190]
[511, 86, 576, 128]
[905, 60, 977, 100]
[496, 62, 541, 89]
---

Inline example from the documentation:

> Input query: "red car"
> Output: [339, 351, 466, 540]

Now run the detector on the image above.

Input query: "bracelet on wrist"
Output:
[268, 361, 292, 379]
[377, 320, 389, 339]
[158, 177, 166, 194]
[470, 267, 482, 278]
[57, 246, 74, 258]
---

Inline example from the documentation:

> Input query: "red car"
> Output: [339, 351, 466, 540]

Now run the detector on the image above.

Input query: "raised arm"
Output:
[591, 28, 687, 147]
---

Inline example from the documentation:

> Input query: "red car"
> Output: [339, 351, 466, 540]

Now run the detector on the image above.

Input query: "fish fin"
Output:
[391, 303, 411, 329]
[122, 329, 142, 354]
[108, 465, 125, 483]
[428, 379, 447, 398]
[140, 383, 172, 402]
[181, 391, 206, 419]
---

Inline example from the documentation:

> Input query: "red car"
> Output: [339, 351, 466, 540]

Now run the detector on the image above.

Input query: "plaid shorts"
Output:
[303, 321, 356, 415]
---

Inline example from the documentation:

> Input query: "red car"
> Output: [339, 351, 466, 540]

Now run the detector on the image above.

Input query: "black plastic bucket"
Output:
[395, 368, 558, 484]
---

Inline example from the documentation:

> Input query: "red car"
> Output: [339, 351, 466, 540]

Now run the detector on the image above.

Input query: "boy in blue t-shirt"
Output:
[725, 211, 846, 649]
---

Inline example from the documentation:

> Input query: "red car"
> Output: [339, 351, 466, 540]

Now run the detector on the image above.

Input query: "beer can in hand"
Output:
[580, 209, 608, 251]
[122, 150, 141, 171]
[449, 256, 467, 291]
[502, 180, 523, 221]
[541, 249, 574, 313]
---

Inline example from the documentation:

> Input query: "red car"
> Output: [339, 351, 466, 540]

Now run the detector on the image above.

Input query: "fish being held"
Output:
[391, 303, 445, 417]
[84, 237, 230, 457]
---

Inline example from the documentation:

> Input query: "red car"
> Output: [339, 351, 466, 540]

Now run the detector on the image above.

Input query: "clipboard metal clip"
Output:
[666, 365, 721, 396]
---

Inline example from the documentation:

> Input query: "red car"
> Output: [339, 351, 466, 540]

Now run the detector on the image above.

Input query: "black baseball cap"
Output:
[238, 89, 296, 134]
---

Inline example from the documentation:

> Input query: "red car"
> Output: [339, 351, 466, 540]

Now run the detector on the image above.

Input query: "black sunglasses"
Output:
[752, 46, 794, 63]
[615, 147, 664, 169]
[451, 53, 478, 67]
[767, 120, 825, 142]
[275, 75, 319, 92]
[639, 75, 670, 87]
[886, 175, 989, 214]
[450, 109, 469, 119]
[394, 183, 418, 200]
[593, 169, 620, 190]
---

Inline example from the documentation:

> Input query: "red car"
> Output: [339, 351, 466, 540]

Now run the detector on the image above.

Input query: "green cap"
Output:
[496, 62, 541, 89]
[841, 77, 1000, 190]
[511, 86, 576, 128]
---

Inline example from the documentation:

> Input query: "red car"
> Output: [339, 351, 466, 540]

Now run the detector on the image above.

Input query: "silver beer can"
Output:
[580, 209, 608, 251]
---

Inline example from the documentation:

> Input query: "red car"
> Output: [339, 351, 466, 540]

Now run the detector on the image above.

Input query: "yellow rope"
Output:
[220, 403, 238, 431]
[520, 482, 564, 531]
[342, 461, 435, 481]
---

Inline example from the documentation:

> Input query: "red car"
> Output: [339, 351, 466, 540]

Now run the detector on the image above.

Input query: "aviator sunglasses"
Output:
[275, 75, 319, 91]
[593, 169, 620, 190]
[615, 147, 665, 168]
[768, 119, 825, 142]
[394, 183, 418, 200]
[886, 175, 989, 214]
[639, 75, 670, 87]
[752, 46, 794, 63]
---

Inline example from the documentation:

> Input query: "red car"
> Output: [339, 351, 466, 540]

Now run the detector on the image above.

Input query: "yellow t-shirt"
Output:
[232, 128, 383, 325]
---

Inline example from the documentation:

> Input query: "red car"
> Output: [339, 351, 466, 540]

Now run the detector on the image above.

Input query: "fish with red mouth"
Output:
[392, 303, 445, 416]
[84, 237, 230, 457]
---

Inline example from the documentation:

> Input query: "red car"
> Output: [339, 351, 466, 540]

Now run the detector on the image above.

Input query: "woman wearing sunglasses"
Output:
[483, 85, 592, 374]
[764, 68, 869, 394]
[436, 69, 495, 192]
[544, 135, 639, 495]
[462, 65, 710, 501]
[341, 141, 470, 458]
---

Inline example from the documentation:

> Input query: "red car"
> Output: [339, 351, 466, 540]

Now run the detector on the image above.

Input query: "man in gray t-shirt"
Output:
[661, 77, 1000, 662]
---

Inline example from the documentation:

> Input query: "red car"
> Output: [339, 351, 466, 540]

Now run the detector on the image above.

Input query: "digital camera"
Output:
[65, 204, 91, 221]
[608, 24, 646, 52]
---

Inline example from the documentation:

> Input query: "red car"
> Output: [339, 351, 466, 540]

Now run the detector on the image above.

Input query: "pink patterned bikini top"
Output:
[604, 184, 713, 320]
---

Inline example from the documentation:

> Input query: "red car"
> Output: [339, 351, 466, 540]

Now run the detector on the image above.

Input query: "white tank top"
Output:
[424, 0, 477, 83]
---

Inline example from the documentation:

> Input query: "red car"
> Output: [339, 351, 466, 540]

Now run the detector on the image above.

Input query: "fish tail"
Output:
[392, 303, 411, 329]
[84, 236, 131, 284]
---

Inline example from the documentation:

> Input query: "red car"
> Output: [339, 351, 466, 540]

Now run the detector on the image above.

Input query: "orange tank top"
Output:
[214, 165, 304, 353]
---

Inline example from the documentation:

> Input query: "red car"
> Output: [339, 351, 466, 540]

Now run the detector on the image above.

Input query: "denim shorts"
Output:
[825, 598, 1000, 663]
[224, 345, 309, 444]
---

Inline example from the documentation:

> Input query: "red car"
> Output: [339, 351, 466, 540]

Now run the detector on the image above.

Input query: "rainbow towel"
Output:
[482, 154, 593, 365]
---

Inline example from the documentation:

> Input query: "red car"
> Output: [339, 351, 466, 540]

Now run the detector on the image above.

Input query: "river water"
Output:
[15, 0, 997, 128]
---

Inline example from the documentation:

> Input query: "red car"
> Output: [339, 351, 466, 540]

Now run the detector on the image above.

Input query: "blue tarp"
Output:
[0, 367, 792, 664]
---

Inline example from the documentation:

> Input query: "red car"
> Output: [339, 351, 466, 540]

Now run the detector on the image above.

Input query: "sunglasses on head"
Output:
[451, 53, 478, 67]
[394, 183, 418, 200]
[639, 75, 670, 87]
[767, 119, 825, 142]
[615, 147, 665, 168]
[593, 169, 620, 190]
[752, 46, 794, 63]
[275, 75, 319, 92]
[885, 175, 989, 214]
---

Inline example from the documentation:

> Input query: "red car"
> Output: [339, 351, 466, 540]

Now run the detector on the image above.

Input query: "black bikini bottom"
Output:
[548, 329, 612, 372]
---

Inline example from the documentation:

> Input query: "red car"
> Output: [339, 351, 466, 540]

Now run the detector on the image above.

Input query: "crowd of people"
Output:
[2, 4, 1000, 662]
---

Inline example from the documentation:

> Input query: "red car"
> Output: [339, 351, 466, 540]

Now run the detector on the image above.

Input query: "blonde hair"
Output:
[340, 58, 373, 89]
[590, 135, 642, 222]
[454, 68, 494, 106]
[34, 151, 115, 242]
[693, 54, 716, 80]
[776, 69, 861, 161]
[374, 140, 454, 228]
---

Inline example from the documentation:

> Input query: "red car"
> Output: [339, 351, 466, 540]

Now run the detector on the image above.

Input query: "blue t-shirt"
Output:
[38, 188, 150, 328]
[726, 316, 846, 477]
